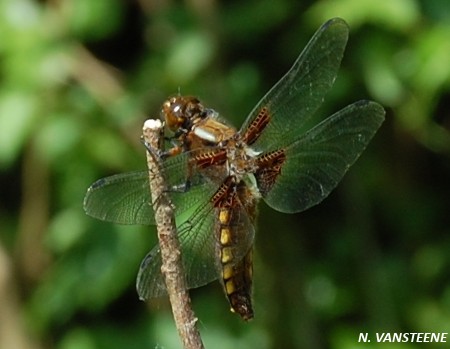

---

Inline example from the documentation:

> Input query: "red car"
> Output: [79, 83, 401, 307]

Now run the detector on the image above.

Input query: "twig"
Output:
[0, 243, 41, 349]
[142, 119, 205, 349]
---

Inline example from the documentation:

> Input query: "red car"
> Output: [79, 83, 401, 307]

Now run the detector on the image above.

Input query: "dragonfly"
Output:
[84, 17, 385, 321]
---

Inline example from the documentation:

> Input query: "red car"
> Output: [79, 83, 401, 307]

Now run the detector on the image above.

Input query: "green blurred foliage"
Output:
[0, 0, 449, 348]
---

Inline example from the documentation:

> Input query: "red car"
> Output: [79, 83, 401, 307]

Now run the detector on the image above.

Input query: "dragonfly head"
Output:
[161, 96, 206, 134]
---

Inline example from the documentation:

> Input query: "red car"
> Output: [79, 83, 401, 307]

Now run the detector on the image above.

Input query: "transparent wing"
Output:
[136, 192, 217, 298]
[83, 151, 210, 225]
[239, 17, 349, 152]
[137, 183, 256, 299]
[84, 171, 154, 225]
[262, 100, 385, 213]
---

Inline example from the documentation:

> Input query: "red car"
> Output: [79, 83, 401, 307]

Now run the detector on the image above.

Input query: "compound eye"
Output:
[172, 103, 183, 116]
[162, 99, 186, 132]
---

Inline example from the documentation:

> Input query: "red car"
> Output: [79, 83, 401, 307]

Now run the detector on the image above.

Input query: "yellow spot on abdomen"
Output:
[219, 209, 230, 224]
[220, 228, 232, 245]
[222, 263, 234, 280]
[225, 280, 235, 294]
[221, 247, 233, 263]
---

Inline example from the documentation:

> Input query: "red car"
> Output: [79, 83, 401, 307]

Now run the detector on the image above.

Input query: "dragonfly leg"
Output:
[167, 179, 192, 194]
[141, 136, 183, 160]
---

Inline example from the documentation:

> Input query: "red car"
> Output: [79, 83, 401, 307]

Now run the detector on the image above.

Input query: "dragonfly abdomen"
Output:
[210, 177, 255, 320]
[217, 205, 254, 321]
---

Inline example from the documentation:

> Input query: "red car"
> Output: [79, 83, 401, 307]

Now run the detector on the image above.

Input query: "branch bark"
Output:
[142, 119, 205, 349]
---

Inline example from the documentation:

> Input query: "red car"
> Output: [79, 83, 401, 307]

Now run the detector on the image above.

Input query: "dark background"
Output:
[1, 0, 449, 348]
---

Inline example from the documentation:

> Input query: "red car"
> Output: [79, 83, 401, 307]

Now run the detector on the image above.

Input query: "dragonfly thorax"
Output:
[225, 140, 260, 180]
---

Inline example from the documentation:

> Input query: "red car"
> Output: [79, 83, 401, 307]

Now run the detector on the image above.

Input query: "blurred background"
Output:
[1, 0, 449, 348]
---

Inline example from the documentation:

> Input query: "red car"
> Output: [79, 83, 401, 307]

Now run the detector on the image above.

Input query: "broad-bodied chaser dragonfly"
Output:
[84, 18, 385, 320]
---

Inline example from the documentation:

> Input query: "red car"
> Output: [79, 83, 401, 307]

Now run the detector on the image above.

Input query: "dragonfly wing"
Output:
[261, 100, 385, 213]
[137, 194, 219, 299]
[83, 171, 155, 225]
[83, 151, 211, 225]
[240, 18, 349, 152]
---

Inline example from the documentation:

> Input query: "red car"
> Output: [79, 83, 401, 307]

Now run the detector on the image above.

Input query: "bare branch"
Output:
[142, 119, 205, 349]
